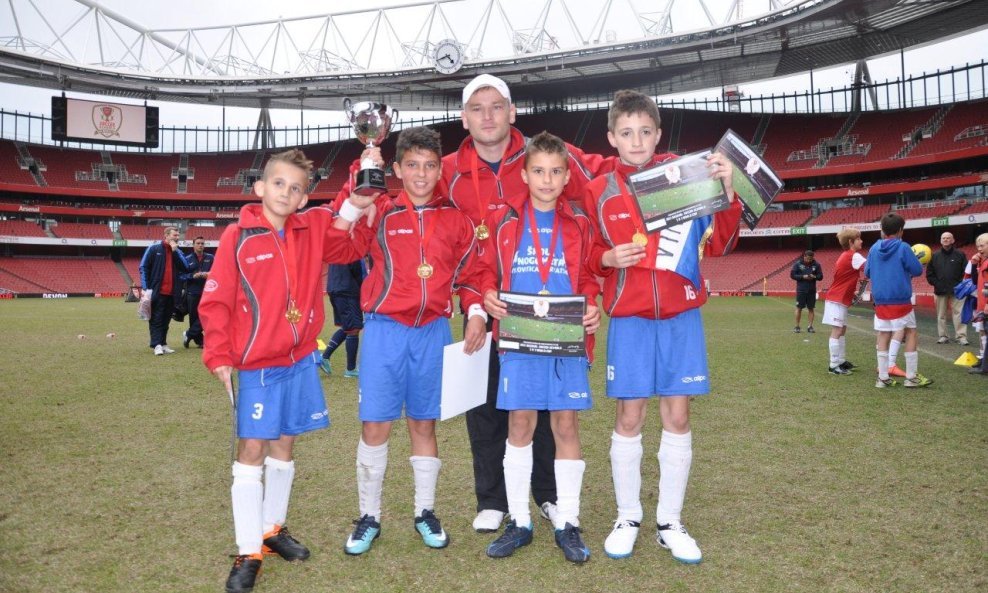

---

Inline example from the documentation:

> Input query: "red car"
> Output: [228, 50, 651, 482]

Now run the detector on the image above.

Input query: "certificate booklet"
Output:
[497, 292, 586, 357]
[714, 129, 784, 230]
[627, 149, 731, 233]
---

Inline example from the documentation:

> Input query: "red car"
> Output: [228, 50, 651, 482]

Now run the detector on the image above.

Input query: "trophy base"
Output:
[354, 168, 387, 196]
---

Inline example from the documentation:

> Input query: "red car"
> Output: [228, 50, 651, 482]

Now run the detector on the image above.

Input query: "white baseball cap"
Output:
[462, 74, 511, 106]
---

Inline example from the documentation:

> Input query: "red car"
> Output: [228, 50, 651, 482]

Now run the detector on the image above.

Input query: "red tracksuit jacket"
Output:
[583, 154, 742, 320]
[199, 203, 353, 371]
[332, 192, 484, 327]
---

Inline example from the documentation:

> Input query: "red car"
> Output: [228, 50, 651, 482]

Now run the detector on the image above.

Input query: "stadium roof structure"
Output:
[1, 0, 986, 111]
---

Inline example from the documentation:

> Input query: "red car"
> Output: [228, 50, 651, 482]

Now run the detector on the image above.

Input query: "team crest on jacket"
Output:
[204, 279, 219, 292]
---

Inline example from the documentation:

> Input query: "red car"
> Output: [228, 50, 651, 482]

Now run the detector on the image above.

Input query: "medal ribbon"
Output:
[397, 191, 440, 265]
[279, 224, 301, 322]
[471, 151, 494, 231]
[615, 173, 658, 270]
[525, 201, 561, 292]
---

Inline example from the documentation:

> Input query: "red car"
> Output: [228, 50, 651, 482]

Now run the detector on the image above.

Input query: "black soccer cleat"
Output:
[839, 361, 857, 371]
[262, 525, 310, 561]
[225, 554, 262, 593]
[554, 523, 590, 563]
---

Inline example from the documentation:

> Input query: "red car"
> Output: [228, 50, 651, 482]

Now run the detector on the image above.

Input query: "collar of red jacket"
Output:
[238, 203, 311, 233]
[453, 126, 527, 175]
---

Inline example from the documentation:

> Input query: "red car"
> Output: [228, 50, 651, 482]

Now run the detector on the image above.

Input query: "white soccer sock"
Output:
[980, 334, 986, 358]
[503, 441, 533, 527]
[356, 439, 389, 520]
[877, 351, 889, 380]
[410, 455, 441, 517]
[657, 430, 693, 525]
[609, 432, 643, 523]
[231, 462, 264, 555]
[262, 456, 295, 534]
[828, 338, 840, 367]
[904, 351, 918, 379]
[554, 459, 586, 530]
[838, 336, 847, 363]
[888, 339, 902, 366]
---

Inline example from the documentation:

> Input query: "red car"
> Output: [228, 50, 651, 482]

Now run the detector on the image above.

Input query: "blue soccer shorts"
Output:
[358, 313, 451, 422]
[330, 293, 364, 331]
[606, 308, 710, 398]
[497, 353, 591, 411]
[235, 351, 330, 439]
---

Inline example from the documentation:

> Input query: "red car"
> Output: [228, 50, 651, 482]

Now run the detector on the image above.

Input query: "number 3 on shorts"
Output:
[252, 403, 264, 420]
[607, 365, 615, 381]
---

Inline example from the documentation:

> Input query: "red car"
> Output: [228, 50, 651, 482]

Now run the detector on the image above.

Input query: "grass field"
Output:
[731, 168, 768, 217]
[501, 315, 584, 342]
[638, 178, 724, 217]
[2, 296, 986, 593]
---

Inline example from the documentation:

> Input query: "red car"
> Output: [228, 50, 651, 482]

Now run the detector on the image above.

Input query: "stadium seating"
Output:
[894, 203, 965, 220]
[185, 225, 227, 241]
[910, 100, 988, 157]
[49, 222, 113, 239]
[701, 249, 799, 292]
[958, 200, 988, 214]
[756, 209, 812, 228]
[0, 256, 128, 293]
[808, 204, 889, 226]
[118, 225, 167, 241]
[0, 219, 47, 237]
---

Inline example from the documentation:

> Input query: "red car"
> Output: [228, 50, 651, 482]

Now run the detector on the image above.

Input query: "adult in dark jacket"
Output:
[926, 231, 969, 345]
[139, 226, 191, 355]
[791, 250, 823, 333]
[180, 236, 214, 348]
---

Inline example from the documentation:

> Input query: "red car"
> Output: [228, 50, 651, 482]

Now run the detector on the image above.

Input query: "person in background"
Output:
[182, 236, 213, 348]
[140, 226, 191, 355]
[791, 250, 823, 334]
[320, 260, 365, 377]
[926, 231, 969, 346]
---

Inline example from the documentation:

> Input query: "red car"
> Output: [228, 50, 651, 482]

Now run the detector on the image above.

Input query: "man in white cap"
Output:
[445, 73, 606, 533]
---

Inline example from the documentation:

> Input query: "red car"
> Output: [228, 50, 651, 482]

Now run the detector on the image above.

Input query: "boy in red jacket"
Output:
[479, 132, 600, 563]
[583, 90, 741, 564]
[332, 126, 488, 555]
[200, 149, 362, 593]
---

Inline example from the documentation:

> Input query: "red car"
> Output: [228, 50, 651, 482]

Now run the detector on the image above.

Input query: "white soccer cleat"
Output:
[604, 519, 641, 559]
[161, 345, 176, 354]
[153, 345, 164, 356]
[657, 521, 702, 564]
[472, 509, 505, 533]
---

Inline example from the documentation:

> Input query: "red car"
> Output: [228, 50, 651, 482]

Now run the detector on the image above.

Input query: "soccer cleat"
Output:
[161, 345, 176, 354]
[538, 501, 559, 525]
[486, 520, 533, 558]
[792, 326, 801, 333]
[838, 361, 857, 371]
[554, 523, 590, 563]
[806, 326, 815, 334]
[183, 330, 191, 349]
[318, 358, 332, 376]
[657, 522, 702, 564]
[875, 377, 898, 388]
[604, 519, 641, 559]
[343, 369, 359, 378]
[344, 515, 381, 556]
[903, 374, 933, 388]
[956, 337, 969, 346]
[473, 509, 505, 533]
[888, 364, 906, 377]
[828, 365, 852, 375]
[154, 345, 165, 356]
[262, 525, 310, 561]
[936, 337, 949, 344]
[414, 509, 450, 549]
[225, 553, 262, 593]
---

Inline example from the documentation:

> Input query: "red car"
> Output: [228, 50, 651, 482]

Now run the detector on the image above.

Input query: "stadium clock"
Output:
[432, 39, 465, 74]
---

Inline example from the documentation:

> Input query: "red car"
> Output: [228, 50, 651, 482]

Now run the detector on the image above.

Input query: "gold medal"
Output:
[285, 301, 302, 323]
[632, 231, 648, 247]
[538, 288, 550, 296]
[417, 262, 434, 279]
[475, 224, 490, 241]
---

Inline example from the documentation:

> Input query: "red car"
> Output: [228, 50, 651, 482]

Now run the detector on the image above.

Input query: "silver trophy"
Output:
[343, 98, 399, 196]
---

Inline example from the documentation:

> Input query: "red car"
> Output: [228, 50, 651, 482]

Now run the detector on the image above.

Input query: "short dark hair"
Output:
[607, 90, 661, 131]
[193, 236, 205, 243]
[263, 148, 313, 178]
[524, 131, 569, 167]
[803, 250, 814, 258]
[395, 126, 442, 163]
[880, 212, 905, 237]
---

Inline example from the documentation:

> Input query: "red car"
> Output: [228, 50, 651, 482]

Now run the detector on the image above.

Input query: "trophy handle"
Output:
[392, 109, 400, 122]
[342, 97, 352, 115]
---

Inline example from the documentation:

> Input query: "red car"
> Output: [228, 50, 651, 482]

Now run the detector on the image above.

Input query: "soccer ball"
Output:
[912, 243, 932, 265]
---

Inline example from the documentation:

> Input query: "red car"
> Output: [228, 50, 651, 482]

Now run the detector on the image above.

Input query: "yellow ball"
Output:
[912, 243, 932, 265]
